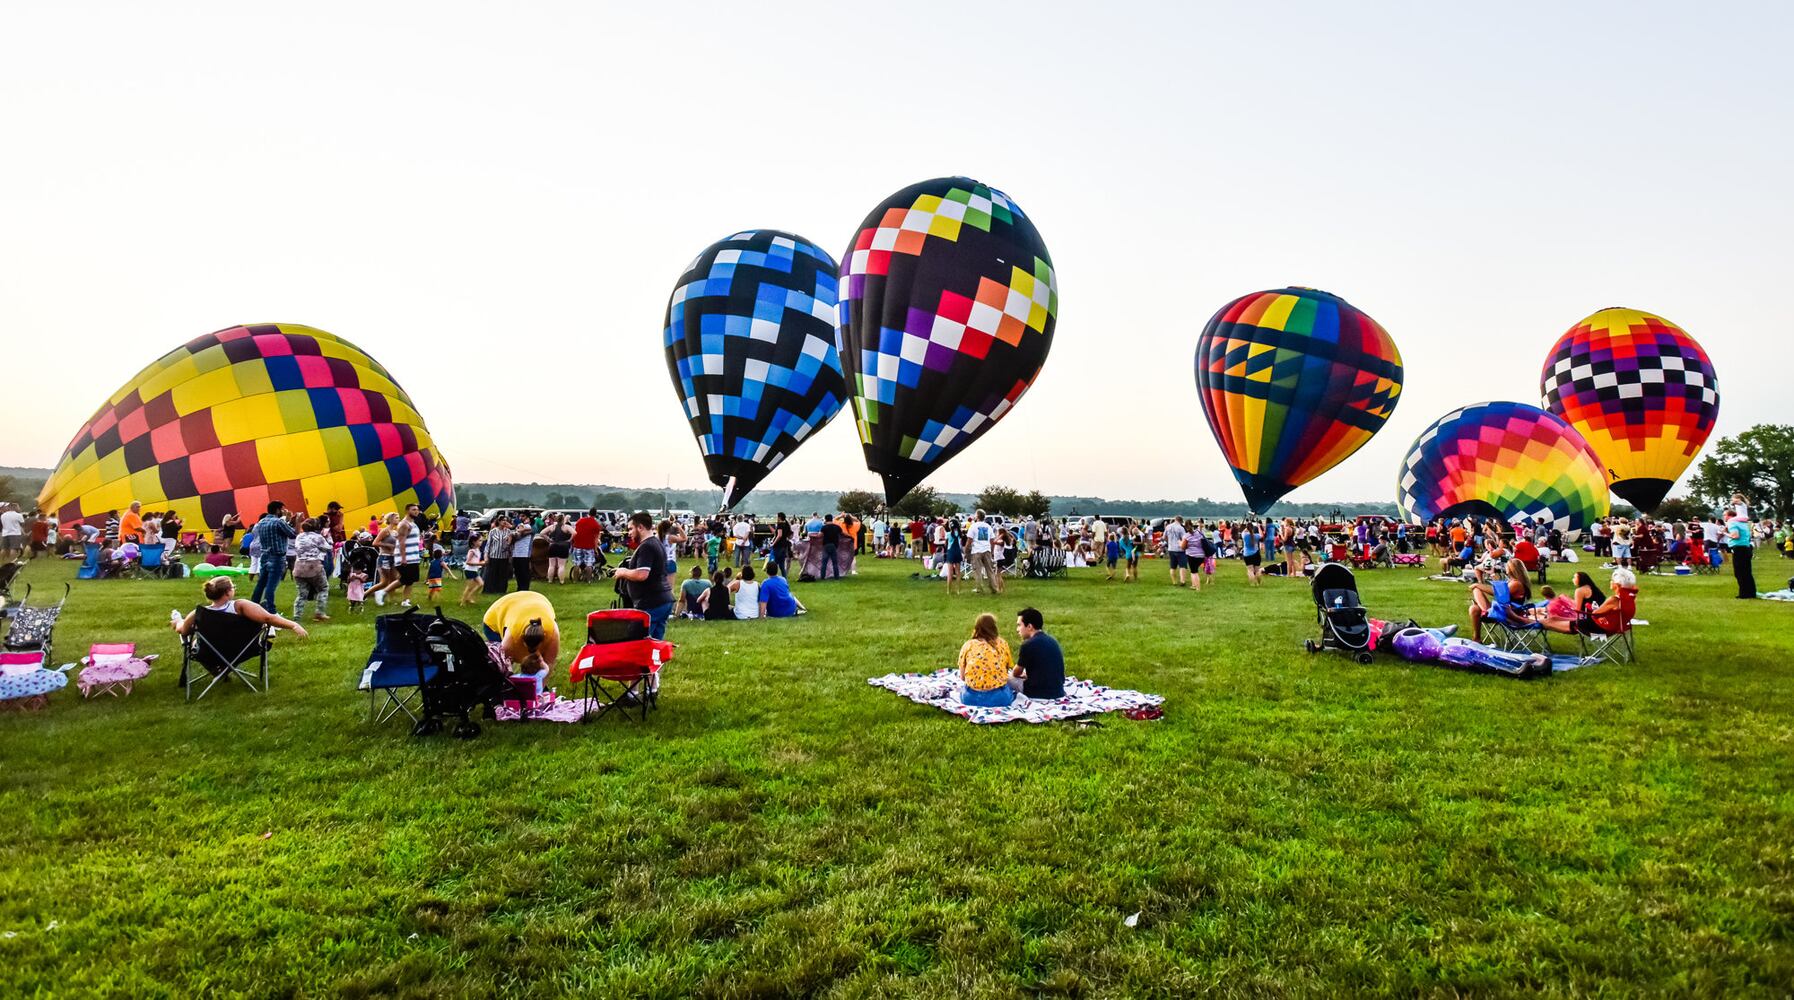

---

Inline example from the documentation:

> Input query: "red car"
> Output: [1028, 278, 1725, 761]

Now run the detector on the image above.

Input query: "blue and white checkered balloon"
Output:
[664, 230, 846, 508]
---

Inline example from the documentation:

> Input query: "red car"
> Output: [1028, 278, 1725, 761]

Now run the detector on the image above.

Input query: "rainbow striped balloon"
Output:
[1196, 288, 1402, 513]
[1397, 401, 1609, 534]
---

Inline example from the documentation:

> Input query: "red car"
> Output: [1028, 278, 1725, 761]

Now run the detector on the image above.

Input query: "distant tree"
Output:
[889, 486, 943, 519]
[1020, 490, 1052, 519]
[0, 476, 24, 506]
[631, 491, 668, 512]
[934, 497, 963, 516]
[594, 492, 629, 511]
[1688, 423, 1794, 519]
[461, 490, 491, 510]
[1652, 496, 1704, 524]
[975, 485, 1024, 515]
[836, 489, 881, 517]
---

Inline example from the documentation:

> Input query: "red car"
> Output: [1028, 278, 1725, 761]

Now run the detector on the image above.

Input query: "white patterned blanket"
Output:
[868, 668, 1163, 724]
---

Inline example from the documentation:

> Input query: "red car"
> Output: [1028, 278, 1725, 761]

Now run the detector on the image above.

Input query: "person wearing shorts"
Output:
[1163, 517, 1188, 586]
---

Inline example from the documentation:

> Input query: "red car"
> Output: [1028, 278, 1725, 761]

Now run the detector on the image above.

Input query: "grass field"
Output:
[1, 550, 1791, 998]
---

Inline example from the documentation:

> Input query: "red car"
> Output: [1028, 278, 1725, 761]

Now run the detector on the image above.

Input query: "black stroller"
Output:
[3, 583, 68, 666]
[412, 611, 515, 739]
[1305, 563, 1375, 663]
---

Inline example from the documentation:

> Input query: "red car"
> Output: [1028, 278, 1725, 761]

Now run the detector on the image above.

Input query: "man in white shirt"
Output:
[1162, 517, 1188, 586]
[0, 504, 24, 559]
[731, 516, 753, 568]
[966, 509, 1003, 595]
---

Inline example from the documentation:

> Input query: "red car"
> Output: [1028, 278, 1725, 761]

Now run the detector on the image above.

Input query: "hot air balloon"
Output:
[1396, 402, 1610, 534]
[38, 324, 453, 531]
[1196, 288, 1403, 513]
[837, 177, 1057, 503]
[1540, 307, 1719, 514]
[664, 229, 846, 509]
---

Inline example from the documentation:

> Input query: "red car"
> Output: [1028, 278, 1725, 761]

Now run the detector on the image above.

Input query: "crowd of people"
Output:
[7, 486, 1784, 715]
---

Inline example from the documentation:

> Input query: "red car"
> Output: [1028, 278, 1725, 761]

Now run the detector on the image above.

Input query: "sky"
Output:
[3, 2, 1790, 505]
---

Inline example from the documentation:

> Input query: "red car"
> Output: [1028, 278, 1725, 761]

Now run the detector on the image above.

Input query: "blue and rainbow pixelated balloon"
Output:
[1397, 401, 1609, 534]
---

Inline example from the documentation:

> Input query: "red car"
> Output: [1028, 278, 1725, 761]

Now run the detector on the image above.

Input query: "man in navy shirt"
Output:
[1011, 607, 1064, 699]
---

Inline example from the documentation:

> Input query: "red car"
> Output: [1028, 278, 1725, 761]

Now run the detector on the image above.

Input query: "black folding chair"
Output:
[180, 607, 273, 700]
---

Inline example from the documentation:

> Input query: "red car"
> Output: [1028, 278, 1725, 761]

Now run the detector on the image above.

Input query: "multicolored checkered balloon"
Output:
[663, 230, 845, 509]
[38, 324, 453, 530]
[838, 177, 1057, 504]
[1397, 401, 1610, 534]
[1540, 307, 1719, 514]
[1196, 288, 1403, 513]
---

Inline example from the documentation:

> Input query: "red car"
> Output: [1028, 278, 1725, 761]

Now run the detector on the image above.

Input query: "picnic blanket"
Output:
[492, 695, 599, 723]
[868, 668, 1163, 724]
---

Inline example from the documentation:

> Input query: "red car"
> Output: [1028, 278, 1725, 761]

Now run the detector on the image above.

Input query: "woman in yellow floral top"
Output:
[957, 613, 1016, 707]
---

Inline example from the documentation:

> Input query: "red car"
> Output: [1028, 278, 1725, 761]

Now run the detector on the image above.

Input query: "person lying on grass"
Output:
[957, 612, 1015, 707]
[173, 576, 309, 639]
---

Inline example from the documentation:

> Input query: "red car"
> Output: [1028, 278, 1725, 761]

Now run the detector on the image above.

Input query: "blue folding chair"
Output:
[76, 542, 101, 580]
[138, 542, 167, 577]
[362, 611, 437, 724]
[1485, 582, 1551, 654]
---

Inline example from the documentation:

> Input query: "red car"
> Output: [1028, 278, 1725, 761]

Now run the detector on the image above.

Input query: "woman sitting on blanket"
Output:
[957, 612, 1015, 707]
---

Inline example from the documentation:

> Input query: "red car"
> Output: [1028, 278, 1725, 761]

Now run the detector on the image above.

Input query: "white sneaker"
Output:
[400, 599, 413, 608]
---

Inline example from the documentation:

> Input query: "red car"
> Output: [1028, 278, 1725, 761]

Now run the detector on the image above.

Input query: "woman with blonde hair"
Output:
[1468, 556, 1533, 643]
[957, 612, 1015, 707]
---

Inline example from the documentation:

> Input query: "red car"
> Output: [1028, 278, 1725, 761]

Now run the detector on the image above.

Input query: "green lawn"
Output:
[2, 551, 1791, 998]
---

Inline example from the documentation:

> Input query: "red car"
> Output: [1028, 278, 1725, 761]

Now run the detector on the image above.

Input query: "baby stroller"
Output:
[3, 584, 68, 667]
[1304, 563, 1375, 663]
[412, 612, 515, 739]
[1023, 544, 1068, 580]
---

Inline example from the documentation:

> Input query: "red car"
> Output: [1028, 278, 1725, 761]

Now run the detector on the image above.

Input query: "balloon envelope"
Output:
[38, 324, 453, 531]
[664, 229, 846, 509]
[837, 177, 1057, 504]
[1396, 401, 1609, 534]
[1540, 307, 1719, 514]
[1196, 288, 1403, 513]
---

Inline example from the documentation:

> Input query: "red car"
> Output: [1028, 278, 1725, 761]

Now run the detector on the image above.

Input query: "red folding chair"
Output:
[568, 609, 674, 723]
[1579, 586, 1638, 665]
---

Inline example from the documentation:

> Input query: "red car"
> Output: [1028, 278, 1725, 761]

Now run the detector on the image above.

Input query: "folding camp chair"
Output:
[0, 649, 68, 711]
[77, 542, 102, 580]
[361, 611, 436, 723]
[568, 609, 674, 723]
[178, 531, 201, 554]
[1579, 587, 1638, 665]
[137, 542, 168, 578]
[1485, 591, 1552, 654]
[77, 642, 156, 697]
[179, 606, 273, 700]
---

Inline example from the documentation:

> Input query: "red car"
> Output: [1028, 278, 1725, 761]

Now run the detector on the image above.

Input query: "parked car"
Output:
[472, 506, 544, 530]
